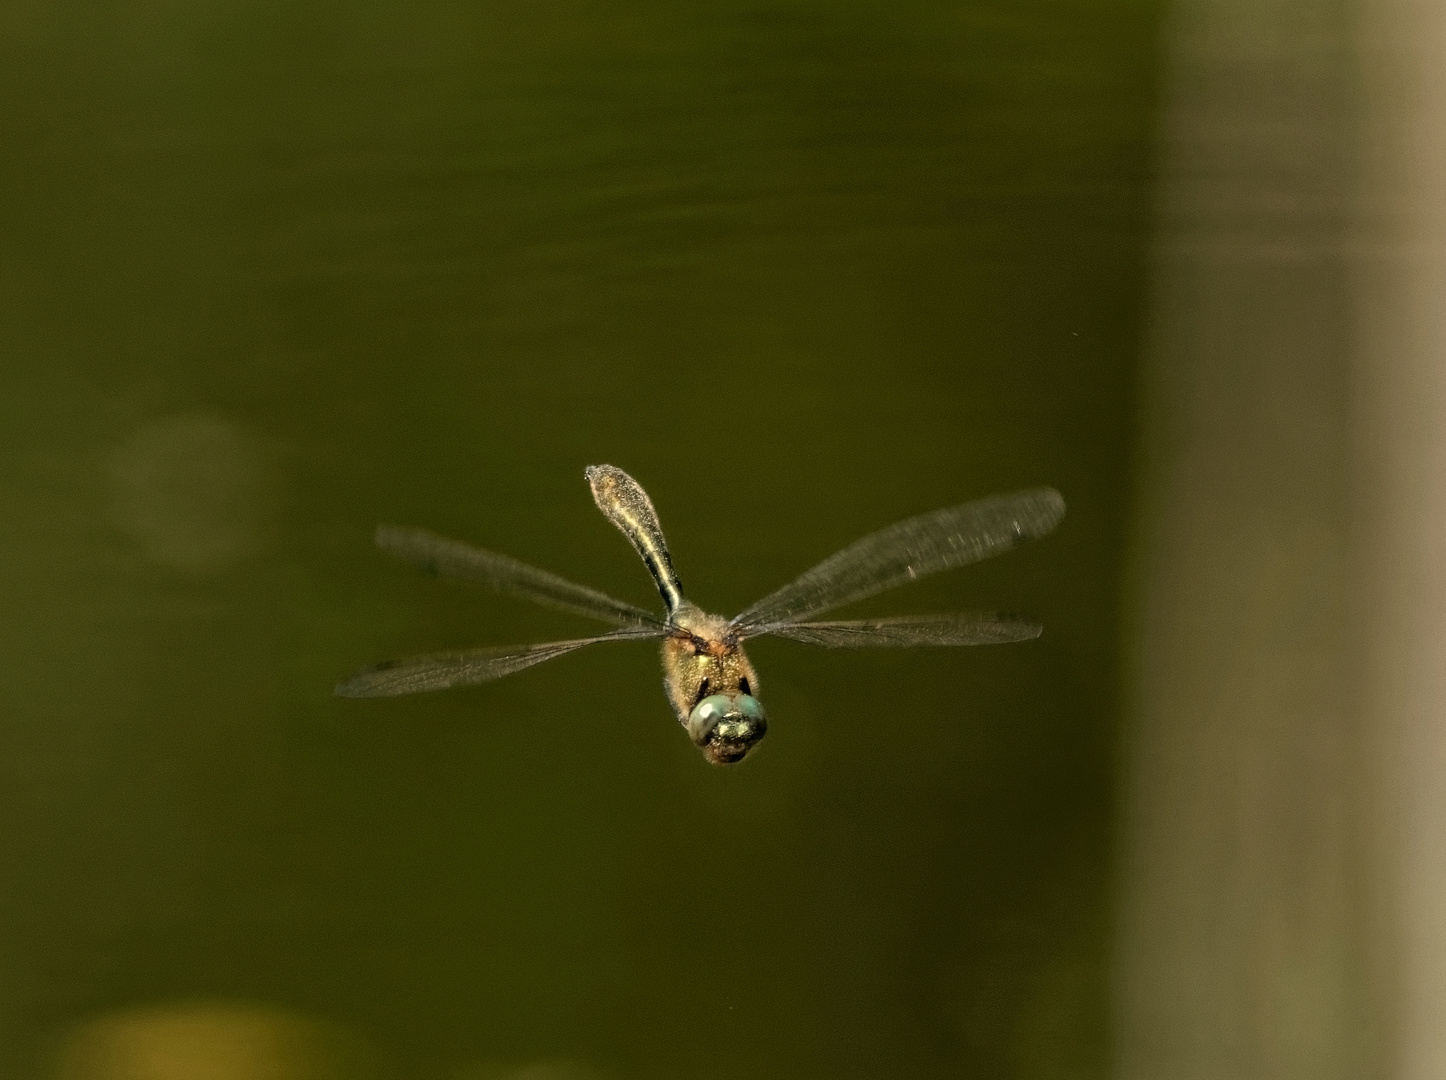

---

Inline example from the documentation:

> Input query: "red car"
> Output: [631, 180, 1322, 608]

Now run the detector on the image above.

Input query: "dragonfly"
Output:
[336, 466, 1065, 765]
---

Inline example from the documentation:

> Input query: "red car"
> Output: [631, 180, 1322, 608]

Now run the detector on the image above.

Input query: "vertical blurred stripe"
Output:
[1356, 0, 1446, 1076]
[1124, 0, 1446, 1072]
[1116, 0, 1360, 1077]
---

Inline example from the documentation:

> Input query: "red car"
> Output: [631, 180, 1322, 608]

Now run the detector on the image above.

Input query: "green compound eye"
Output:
[687, 695, 734, 743]
[735, 695, 765, 723]
[686, 693, 769, 765]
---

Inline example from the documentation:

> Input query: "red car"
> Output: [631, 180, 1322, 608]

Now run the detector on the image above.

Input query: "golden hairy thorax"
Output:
[660, 603, 759, 723]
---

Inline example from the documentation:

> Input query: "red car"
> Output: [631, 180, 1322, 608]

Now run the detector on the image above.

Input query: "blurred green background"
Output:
[0, 0, 1157, 1076]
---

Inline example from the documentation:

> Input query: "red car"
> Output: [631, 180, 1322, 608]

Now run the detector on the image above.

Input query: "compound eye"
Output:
[734, 695, 766, 723]
[687, 695, 734, 745]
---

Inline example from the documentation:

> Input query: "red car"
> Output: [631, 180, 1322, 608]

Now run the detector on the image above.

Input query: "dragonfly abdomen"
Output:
[586, 464, 686, 613]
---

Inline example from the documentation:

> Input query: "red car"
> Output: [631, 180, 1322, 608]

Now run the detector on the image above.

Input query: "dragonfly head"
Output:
[687, 693, 768, 765]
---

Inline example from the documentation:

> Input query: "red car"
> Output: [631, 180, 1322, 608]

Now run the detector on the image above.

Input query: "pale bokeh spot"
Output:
[51, 1002, 373, 1080]
[108, 414, 279, 573]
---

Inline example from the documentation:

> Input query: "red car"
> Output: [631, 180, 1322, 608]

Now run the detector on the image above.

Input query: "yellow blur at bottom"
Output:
[52, 1003, 371, 1080]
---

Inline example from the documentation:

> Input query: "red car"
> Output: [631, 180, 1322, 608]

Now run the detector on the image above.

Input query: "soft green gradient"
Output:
[0, 1, 1158, 1077]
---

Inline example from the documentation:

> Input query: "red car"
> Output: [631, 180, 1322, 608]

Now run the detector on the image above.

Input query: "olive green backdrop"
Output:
[0, 1, 1158, 1076]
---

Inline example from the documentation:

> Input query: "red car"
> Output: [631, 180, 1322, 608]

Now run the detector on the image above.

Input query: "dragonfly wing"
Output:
[759, 612, 1043, 648]
[334, 625, 664, 698]
[732, 488, 1064, 634]
[376, 524, 665, 628]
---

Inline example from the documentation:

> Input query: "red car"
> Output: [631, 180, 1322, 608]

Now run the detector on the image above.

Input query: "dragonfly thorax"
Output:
[667, 603, 733, 648]
[662, 603, 766, 764]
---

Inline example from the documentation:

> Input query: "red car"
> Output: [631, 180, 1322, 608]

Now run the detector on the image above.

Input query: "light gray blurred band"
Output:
[1120, 0, 1446, 1075]
[1116, 0, 1362, 1076]
[1354, 0, 1446, 1075]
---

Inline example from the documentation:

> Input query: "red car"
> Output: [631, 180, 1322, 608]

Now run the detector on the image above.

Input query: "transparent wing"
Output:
[732, 488, 1064, 635]
[759, 612, 1042, 648]
[376, 524, 665, 628]
[757, 613, 1041, 647]
[334, 624, 664, 699]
